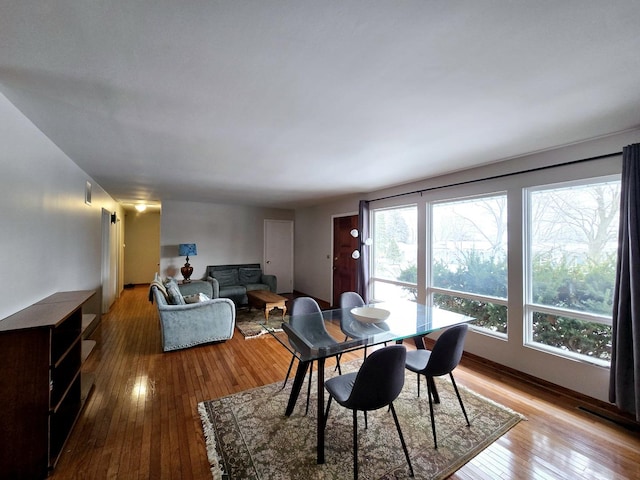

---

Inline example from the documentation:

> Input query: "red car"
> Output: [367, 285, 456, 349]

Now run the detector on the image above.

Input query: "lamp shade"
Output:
[178, 243, 197, 257]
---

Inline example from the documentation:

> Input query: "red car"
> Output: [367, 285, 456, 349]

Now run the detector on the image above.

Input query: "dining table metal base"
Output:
[284, 358, 326, 464]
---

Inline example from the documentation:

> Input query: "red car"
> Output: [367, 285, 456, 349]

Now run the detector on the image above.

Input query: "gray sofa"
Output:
[206, 263, 277, 306]
[150, 275, 235, 352]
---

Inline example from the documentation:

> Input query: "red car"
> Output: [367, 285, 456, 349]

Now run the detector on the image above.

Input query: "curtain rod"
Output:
[370, 151, 622, 203]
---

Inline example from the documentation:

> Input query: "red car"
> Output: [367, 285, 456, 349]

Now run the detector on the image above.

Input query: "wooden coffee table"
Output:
[246, 290, 287, 325]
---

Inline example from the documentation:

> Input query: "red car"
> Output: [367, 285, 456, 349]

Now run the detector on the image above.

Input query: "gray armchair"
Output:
[150, 277, 235, 352]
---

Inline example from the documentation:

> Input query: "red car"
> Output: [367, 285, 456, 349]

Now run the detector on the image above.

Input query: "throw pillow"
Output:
[239, 267, 262, 285]
[214, 269, 239, 287]
[184, 293, 210, 304]
[165, 278, 186, 305]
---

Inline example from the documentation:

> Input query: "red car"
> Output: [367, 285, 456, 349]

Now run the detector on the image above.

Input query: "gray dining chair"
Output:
[405, 323, 470, 449]
[282, 296, 342, 414]
[324, 345, 414, 479]
[339, 291, 388, 359]
[340, 291, 365, 309]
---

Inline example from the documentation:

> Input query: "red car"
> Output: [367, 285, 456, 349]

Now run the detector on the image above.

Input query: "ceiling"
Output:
[2, 1, 640, 209]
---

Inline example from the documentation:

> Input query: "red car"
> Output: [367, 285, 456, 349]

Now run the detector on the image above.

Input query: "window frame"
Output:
[523, 175, 620, 367]
[428, 191, 509, 339]
[369, 203, 418, 303]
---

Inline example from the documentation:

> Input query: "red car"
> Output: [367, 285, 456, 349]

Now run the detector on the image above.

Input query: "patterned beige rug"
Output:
[234, 307, 288, 339]
[198, 361, 525, 479]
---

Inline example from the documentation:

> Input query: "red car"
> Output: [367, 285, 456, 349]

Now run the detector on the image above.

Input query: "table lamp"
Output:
[178, 243, 197, 282]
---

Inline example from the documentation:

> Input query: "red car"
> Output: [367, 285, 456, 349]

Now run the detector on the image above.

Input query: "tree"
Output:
[398, 264, 418, 301]
[531, 182, 619, 263]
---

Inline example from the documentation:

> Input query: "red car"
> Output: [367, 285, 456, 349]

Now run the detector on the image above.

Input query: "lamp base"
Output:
[181, 262, 193, 283]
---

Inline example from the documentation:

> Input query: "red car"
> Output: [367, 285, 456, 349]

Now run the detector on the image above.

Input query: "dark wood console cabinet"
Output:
[0, 290, 96, 479]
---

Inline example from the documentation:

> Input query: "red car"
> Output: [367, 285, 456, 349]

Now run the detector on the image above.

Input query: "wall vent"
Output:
[577, 406, 639, 432]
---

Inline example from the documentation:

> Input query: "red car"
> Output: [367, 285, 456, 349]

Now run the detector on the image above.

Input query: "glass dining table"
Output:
[269, 299, 475, 464]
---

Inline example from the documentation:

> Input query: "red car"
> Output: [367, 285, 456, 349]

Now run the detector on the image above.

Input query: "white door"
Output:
[101, 208, 119, 313]
[264, 220, 294, 294]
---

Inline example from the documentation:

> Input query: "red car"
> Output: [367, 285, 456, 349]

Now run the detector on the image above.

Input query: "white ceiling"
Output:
[2, 1, 640, 209]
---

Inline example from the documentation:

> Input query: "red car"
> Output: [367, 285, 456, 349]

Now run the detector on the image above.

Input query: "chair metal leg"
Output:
[449, 372, 470, 426]
[353, 409, 358, 480]
[364, 410, 368, 429]
[389, 402, 414, 477]
[282, 355, 295, 389]
[426, 377, 438, 449]
[285, 360, 310, 416]
[305, 361, 313, 415]
[324, 395, 333, 430]
[335, 343, 346, 371]
[416, 373, 421, 397]
[428, 376, 440, 404]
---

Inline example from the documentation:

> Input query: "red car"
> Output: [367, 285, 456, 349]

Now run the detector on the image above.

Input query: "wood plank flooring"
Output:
[51, 285, 640, 479]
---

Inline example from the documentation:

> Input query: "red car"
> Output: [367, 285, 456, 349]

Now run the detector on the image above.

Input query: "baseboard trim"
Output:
[457, 349, 639, 432]
[291, 290, 331, 309]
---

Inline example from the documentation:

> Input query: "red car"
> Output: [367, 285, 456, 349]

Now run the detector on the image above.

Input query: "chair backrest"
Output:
[345, 345, 406, 411]
[289, 297, 338, 350]
[424, 324, 468, 377]
[291, 296, 322, 316]
[340, 292, 365, 309]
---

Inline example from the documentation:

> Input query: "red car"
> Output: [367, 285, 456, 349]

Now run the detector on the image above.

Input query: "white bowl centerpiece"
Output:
[350, 306, 391, 324]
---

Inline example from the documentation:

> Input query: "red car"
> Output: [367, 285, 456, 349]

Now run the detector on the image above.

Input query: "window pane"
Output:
[530, 181, 619, 315]
[434, 293, 507, 334]
[432, 195, 507, 298]
[532, 312, 612, 361]
[372, 281, 417, 302]
[372, 205, 417, 284]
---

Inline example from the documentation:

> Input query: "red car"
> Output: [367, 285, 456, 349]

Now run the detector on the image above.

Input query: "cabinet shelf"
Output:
[0, 290, 96, 478]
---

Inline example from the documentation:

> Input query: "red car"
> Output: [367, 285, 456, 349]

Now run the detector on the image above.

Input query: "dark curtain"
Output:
[610, 143, 640, 421]
[356, 200, 370, 303]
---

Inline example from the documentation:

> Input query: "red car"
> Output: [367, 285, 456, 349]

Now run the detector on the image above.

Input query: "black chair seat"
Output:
[405, 349, 431, 372]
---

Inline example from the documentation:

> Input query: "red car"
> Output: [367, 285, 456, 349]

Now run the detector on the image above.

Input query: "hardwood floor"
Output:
[51, 286, 640, 479]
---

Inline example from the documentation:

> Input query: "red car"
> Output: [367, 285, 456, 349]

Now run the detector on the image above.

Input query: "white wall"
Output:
[294, 195, 361, 302]
[294, 129, 640, 403]
[158, 200, 294, 281]
[124, 210, 161, 285]
[0, 92, 124, 320]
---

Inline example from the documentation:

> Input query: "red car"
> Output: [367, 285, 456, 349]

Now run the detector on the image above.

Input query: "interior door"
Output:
[332, 215, 359, 306]
[101, 208, 117, 313]
[264, 219, 294, 294]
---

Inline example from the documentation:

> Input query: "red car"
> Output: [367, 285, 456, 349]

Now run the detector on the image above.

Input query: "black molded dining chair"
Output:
[282, 297, 342, 414]
[405, 323, 470, 449]
[339, 292, 388, 361]
[324, 345, 414, 479]
[340, 291, 365, 309]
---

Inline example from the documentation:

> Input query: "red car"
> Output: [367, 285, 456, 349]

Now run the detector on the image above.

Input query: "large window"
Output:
[431, 194, 508, 335]
[370, 205, 418, 301]
[526, 178, 620, 365]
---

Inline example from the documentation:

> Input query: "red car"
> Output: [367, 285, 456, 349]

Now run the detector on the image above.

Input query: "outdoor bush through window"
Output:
[431, 194, 508, 335]
[526, 178, 619, 364]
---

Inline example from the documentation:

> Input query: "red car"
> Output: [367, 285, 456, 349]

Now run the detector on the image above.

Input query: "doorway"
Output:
[332, 214, 359, 306]
[101, 208, 118, 313]
[264, 219, 294, 294]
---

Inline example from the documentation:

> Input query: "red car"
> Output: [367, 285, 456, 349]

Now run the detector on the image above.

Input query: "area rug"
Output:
[198, 361, 525, 479]
[234, 307, 289, 339]
[236, 307, 289, 340]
